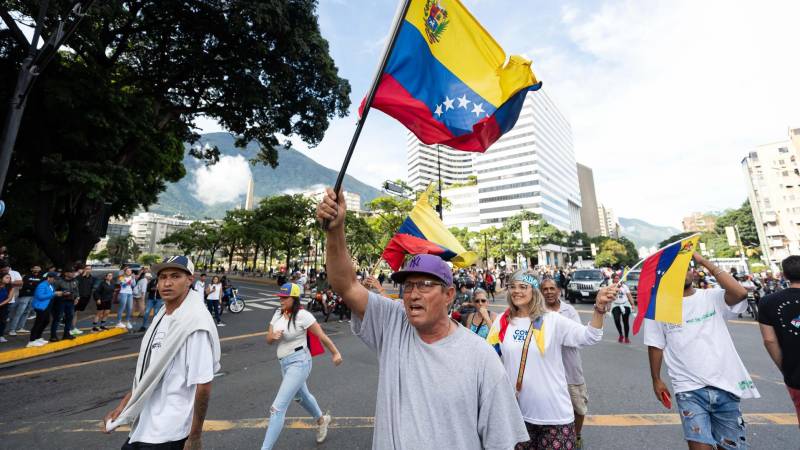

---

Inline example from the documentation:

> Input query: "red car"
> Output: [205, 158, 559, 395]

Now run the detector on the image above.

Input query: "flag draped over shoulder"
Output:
[360, 0, 541, 152]
[381, 186, 477, 270]
[632, 234, 701, 335]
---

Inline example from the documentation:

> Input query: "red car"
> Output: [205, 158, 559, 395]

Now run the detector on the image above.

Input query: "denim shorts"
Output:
[675, 386, 747, 449]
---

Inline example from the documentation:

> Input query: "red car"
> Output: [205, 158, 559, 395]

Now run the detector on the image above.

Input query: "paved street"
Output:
[0, 279, 796, 449]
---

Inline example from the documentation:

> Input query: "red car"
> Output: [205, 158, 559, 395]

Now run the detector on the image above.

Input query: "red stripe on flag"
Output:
[381, 233, 449, 271]
[632, 249, 663, 335]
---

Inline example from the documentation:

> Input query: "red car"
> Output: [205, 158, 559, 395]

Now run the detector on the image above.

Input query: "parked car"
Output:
[624, 270, 641, 304]
[567, 269, 605, 303]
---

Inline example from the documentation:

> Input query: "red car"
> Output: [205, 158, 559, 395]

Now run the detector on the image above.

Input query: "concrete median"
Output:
[0, 327, 128, 364]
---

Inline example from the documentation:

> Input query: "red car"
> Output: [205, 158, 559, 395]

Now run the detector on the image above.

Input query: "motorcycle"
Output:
[745, 290, 759, 321]
[222, 287, 246, 314]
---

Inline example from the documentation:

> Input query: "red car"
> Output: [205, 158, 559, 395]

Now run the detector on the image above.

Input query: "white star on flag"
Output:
[457, 95, 470, 109]
[471, 103, 485, 117]
[443, 96, 454, 111]
[434, 104, 443, 117]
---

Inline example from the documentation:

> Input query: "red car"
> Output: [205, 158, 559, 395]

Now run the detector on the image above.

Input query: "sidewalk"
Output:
[0, 326, 127, 364]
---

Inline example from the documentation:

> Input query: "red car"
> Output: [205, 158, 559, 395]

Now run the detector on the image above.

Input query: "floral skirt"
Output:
[515, 421, 576, 450]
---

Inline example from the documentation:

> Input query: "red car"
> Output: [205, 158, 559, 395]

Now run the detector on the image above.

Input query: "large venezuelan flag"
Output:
[382, 186, 477, 270]
[359, 0, 541, 152]
[632, 235, 701, 335]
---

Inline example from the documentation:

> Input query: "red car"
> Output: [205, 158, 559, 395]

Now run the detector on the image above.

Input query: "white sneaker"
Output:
[126, 322, 133, 329]
[26, 341, 39, 348]
[8, 331, 16, 336]
[17, 328, 29, 334]
[216, 323, 226, 327]
[316, 414, 331, 443]
[73, 328, 84, 335]
[35, 338, 48, 345]
[0, 337, 8, 343]
[115, 322, 127, 329]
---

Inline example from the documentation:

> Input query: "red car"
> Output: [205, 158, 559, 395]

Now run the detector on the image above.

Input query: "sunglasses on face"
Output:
[402, 280, 444, 293]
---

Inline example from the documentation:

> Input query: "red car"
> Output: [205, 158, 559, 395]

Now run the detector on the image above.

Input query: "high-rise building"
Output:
[442, 184, 480, 231]
[681, 212, 717, 232]
[244, 175, 256, 211]
[742, 127, 800, 268]
[577, 163, 601, 237]
[598, 204, 620, 238]
[407, 136, 475, 191]
[472, 89, 581, 232]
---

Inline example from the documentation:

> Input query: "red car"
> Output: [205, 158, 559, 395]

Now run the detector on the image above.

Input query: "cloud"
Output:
[191, 155, 252, 205]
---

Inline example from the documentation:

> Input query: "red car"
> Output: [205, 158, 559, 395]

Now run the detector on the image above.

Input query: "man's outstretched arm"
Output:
[317, 188, 369, 320]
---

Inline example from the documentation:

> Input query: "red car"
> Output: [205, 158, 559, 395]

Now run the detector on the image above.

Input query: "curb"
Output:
[0, 328, 128, 364]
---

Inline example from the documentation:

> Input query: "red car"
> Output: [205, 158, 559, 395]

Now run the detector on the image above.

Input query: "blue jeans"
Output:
[260, 350, 323, 450]
[675, 386, 748, 449]
[142, 298, 163, 328]
[50, 298, 74, 338]
[117, 293, 133, 323]
[8, 295, 32, 331]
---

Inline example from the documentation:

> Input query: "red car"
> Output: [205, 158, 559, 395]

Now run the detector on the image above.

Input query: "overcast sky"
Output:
[197, 0, 800, 228]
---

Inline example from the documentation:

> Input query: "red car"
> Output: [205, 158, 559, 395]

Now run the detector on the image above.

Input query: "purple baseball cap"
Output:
[390, 254, 453, 286]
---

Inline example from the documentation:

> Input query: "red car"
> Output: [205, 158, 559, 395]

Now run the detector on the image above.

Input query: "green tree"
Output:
[257, 194, 315, 270]
[346, 211, 381, 266]
[595, 240, 629, 268]
[366, 195, 414, 249]
[106, 235, 140, 265]
[0, 1, 350, 267]
[138, 253, 160, 266]
[715, 200, 760, 247]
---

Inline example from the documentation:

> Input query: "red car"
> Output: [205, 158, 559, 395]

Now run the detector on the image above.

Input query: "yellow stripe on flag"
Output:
[404, 0, 538, 107]
[653, 235, 700, 325]
[409, 185, 477, 268]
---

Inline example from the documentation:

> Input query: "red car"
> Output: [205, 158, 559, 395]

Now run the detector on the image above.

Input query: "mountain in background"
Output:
[618, 217, 681, 249]
[151, 132, 383, 219]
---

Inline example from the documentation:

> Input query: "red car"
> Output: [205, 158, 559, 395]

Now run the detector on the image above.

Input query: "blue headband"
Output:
[511, 272, 540, 288]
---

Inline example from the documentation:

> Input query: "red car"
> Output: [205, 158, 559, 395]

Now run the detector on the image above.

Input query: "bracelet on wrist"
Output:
[594, 303, 607, 314]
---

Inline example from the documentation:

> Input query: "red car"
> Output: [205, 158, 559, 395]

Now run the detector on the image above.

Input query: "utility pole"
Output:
[0, 1, 95, 214]
[436, 144, 443, 219]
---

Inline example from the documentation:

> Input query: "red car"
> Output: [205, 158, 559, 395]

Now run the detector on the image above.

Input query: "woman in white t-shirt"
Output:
[610, 273, 636, 344]
[261, 283, 343, 450]
[116, 267, 136, 329]
[205, 276, 224, 326]
[488, 270, 615, 450]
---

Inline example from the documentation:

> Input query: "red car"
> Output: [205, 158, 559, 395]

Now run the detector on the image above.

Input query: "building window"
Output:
[478, 180, 539, 193]
[779, 147, 789, 153]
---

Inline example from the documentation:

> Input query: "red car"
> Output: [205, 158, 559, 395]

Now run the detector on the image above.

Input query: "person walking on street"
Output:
[610, 273, 636, 343]
[541, 278, 590, 449]
[205, 276, 224, 327]
[261, 282, 342, 449]
[117, 267, 136, 329]
[0, 260, 22, 339]
[645, 253, 759, 449]
[93, 272, 115, 331]
[26, 272, 58, 347]
[8, 265, 43, 335]
[0, 273, 14, 342]
[490, 272, 614, 450]
[51, 267, 80, 341]
[74, 264, 98, 336]
[140, 275, 163, 331]
[103, 256, 221, 450]
[758, 255, 800, 426]
[316, 188, 529, 450]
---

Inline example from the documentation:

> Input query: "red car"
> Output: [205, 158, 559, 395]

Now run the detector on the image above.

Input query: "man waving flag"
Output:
[360, 0, 542, 152]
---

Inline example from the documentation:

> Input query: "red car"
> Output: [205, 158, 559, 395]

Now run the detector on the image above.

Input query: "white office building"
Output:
[407, 136, 475, 192]
[473, 89, 582, 232]
[442, 184, 481, 230]
[129, 212, 196, 255]
[742, 127, 800, 269]
[598, 204, 620, 238]
[302, 188, 361, 213]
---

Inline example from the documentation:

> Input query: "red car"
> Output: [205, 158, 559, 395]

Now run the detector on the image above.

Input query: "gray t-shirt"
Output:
[352, 292, 528, 450]
[557, 303, 586, 385]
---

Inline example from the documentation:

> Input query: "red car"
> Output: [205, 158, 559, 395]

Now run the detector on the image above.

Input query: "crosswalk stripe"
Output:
[243, 308, 253, 312]
[246, 303, 274, 310]
[264, 300, 281, 307]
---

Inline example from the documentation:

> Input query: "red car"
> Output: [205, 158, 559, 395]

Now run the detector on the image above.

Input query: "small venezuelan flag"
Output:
[632, 234, 701, 335]
[381, 185, 476, 270]
[360, 0, 541, 152]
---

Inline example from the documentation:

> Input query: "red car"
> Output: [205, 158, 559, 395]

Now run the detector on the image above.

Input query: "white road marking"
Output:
[246, 303, 274, 310]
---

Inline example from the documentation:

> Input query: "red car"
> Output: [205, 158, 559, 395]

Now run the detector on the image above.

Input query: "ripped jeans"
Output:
[260, 349, 323, 450]
[675, 386, 747, 449]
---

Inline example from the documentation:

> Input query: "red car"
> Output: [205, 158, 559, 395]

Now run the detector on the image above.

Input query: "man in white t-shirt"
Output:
[541, 278, 589, 449]
[644, 253, 758, 450]
[103, 256, 220, 450]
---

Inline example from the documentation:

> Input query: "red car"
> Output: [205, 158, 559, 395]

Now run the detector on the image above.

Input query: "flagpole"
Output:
[330, 0, 412, 199]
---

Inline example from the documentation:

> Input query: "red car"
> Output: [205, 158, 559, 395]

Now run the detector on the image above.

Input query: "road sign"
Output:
[725, 226, 737, 247]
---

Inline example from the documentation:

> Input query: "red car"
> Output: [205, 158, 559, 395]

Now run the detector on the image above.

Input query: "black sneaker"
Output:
[100, 324, 108, 330]
[49, 337, 60, 342]
[63, 335, 76, 340]
[92, 327, 100, 332]
[137, 327, 146, 332]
